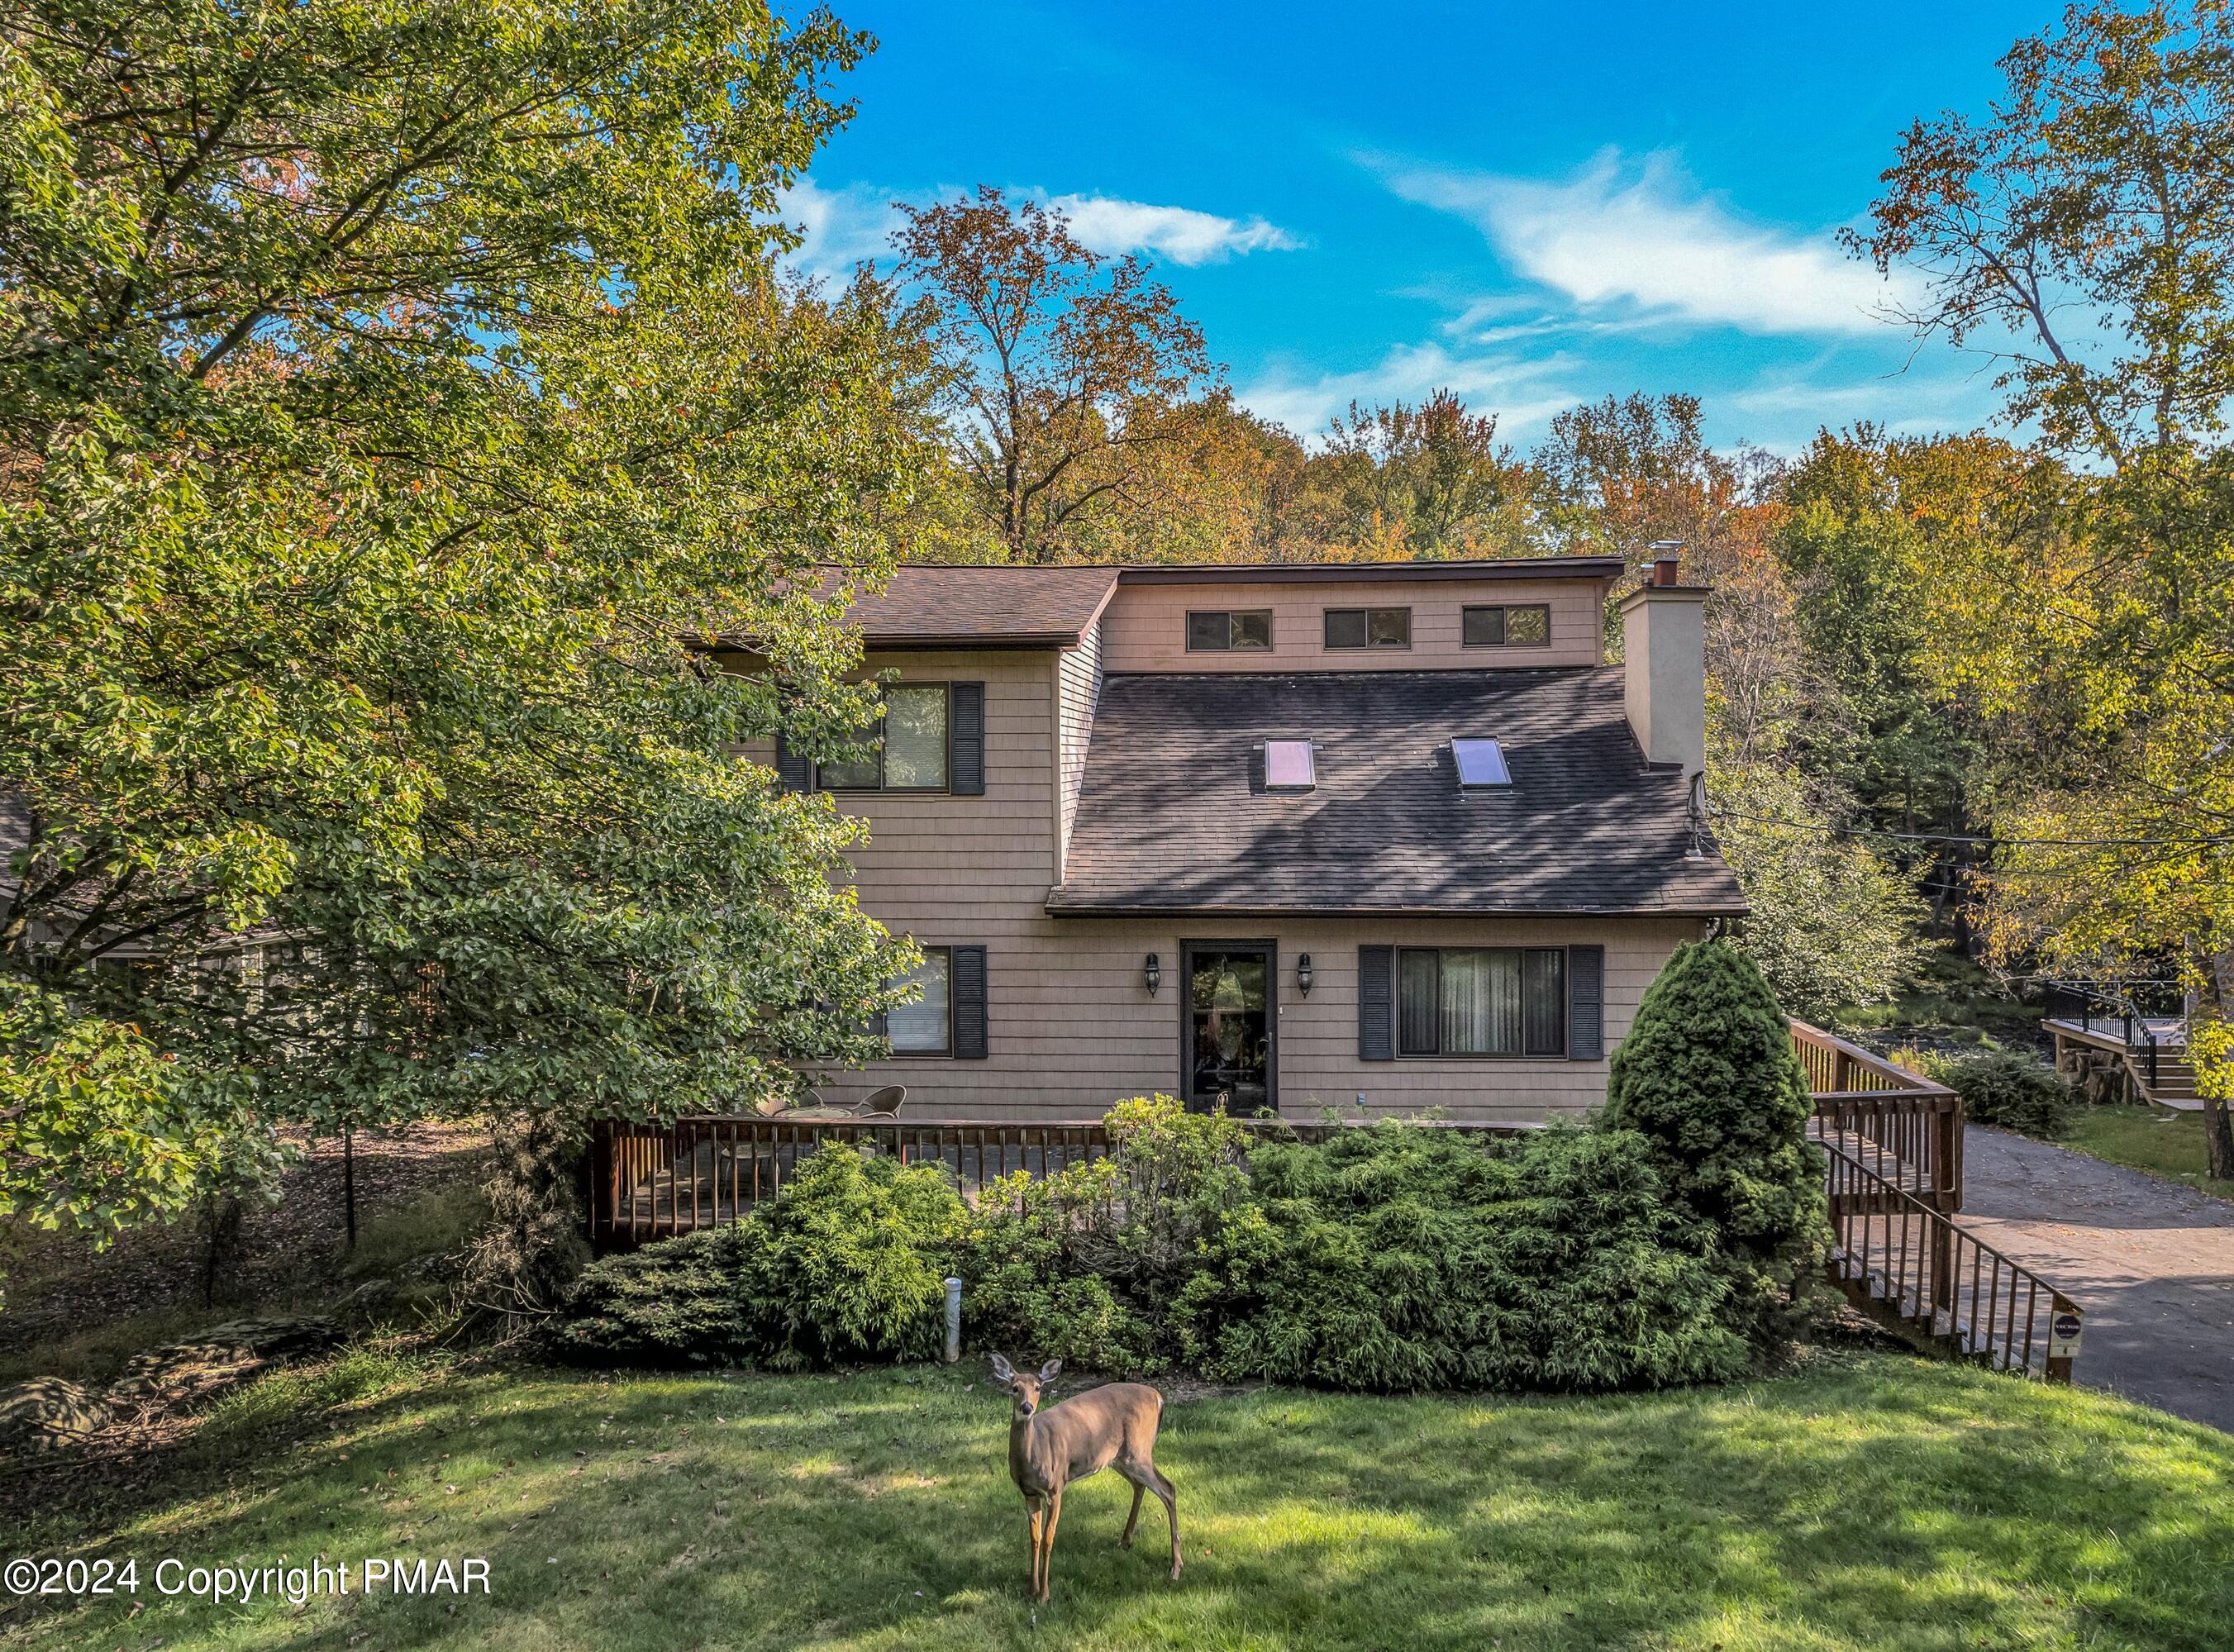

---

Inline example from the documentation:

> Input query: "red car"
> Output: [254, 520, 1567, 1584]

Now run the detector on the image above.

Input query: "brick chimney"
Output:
[1618, 541, 1707, 782]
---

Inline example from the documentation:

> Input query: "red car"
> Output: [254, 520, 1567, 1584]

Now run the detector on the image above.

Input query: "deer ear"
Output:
[1038, 1358, 1063, 1383]
[988, 1353, 1015, 1382]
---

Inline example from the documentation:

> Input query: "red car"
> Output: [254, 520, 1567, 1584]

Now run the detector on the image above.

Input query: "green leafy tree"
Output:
[0, 0, 923, 1284]
[1708, 750, 1930, 1024]
[1856, 0, 2234, 1173]
[1320, 391, 1540, 555]
[1602, 941, 1827, 1338]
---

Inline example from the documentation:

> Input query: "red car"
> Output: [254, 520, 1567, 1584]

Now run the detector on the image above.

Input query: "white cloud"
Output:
[1379, 151, 1917, 337]
[1236, 340, 1572, 442]
[776, 181, 1303, 279]
[775, 179, 898, 282]
[1045, 194, 1303, 265]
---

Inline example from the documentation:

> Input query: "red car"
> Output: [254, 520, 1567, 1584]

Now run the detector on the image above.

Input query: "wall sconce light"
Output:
[1144, 952, 1161, 996]
[1297, 953, 1314, 997]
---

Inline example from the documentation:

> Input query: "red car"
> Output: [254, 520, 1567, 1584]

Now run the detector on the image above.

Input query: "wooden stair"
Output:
[2130, 1050, 2202, 1112]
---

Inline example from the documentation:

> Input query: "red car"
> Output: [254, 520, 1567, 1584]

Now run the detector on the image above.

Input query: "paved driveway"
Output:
[1959, 1125, 2234, 1431]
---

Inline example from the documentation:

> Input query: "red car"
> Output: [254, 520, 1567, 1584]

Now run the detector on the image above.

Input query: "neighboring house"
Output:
[717, 552, 1745, 1125]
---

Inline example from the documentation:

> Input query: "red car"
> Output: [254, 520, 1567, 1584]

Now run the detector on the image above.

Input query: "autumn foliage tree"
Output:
[893, 188, 1219, 563]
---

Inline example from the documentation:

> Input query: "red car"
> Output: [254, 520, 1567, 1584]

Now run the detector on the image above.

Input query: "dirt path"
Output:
[1959, 1124, 2234, 1432]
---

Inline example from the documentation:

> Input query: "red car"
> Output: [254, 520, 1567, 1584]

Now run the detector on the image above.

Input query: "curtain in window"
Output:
[1441, 948, 1520, 1055]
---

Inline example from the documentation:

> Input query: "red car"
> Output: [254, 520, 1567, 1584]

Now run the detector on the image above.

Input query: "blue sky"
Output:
[786, 1, 2051, 455]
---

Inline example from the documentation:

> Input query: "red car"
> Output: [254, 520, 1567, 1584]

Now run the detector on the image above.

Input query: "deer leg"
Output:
[1025, 1499, 1043, 1601]
[1151, 1468, 1181, 1582]
[1122, 1480, 1145, 1548]
[1038, 1487, 1065, 1603]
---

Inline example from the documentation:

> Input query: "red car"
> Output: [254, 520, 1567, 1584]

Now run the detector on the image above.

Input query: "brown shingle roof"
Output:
[846, 565, 1118, 647]
[1048, 669, 1747, 916]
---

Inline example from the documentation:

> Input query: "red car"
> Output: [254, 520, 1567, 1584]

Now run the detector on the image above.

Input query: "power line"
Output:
[1701, 798, 2234, 852]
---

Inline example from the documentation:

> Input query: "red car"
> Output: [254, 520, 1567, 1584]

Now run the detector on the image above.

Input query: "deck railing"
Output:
[1789, 1020, 1964, 1212]
[590, 1114, 1535, 1248]
[1823, 1139, 2076, 1383]
[589, 1026, 1963, 1244]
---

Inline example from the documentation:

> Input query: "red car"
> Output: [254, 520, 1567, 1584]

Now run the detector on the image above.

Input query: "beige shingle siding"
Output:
[807, 913, 1703, 1124]
[719, 572, 1725, 1125]
[1098, 576, 1603, 673]
[1055, 621, 1103, 874]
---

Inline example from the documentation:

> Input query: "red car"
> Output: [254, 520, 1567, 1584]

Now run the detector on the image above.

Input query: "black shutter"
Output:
[952, 944, 988, 1059]
[773, 734, 812, 793]
[1358, 945, 1394, 1061]
[1568, 945, 1605, 1061]
[950, 683, 985, 795]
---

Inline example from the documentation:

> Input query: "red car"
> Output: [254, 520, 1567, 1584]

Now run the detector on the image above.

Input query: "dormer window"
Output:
[1264, 740, 1316, 791]
[1463, 604, 1550, 647]
[1188, 609, 1272, 651]
[1324, 607, 1410, 650]
[1452, 738, 1511, 788]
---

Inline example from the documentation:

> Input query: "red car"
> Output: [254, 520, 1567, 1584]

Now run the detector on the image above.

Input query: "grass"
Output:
[2058, 1105, 2234, 1202]
[4, 1351, 2231, 1652]
[346, 1182, 493, 1280]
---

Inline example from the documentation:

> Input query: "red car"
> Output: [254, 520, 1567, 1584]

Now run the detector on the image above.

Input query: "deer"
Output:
[988, 1354, 1181, 1603]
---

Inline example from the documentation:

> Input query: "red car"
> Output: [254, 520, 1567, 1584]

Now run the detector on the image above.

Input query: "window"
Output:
[1187, 610, 1273, 651]
[874, 948, 953, 1055]
[1264, 739, 1315, 790]
[1396, 947, 1565, 1057]
[1451, 737, 1512, 788]
[1323, 607, 1410, 650]
[817, 683, 950, 791]
[1462, 604, 1551, 648]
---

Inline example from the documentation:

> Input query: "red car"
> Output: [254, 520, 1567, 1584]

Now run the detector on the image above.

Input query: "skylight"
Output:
[1265, 740, 1316, 791]
[1452, 738, 1512, 788]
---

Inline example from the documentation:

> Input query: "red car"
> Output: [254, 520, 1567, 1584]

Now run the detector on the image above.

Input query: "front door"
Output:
[1181, 943, 1274, 1114]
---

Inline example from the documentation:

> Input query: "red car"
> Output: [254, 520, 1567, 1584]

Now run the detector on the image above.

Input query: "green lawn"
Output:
[2058, 1105, 2234, 1202]
[4, 1350, 2231, 1651]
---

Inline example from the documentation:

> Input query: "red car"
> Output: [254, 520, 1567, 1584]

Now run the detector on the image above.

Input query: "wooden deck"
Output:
[2045, 1015, 2199, 1112]
[593, 1024, 1968, 1245]
[584, 1025, 2080, 1381]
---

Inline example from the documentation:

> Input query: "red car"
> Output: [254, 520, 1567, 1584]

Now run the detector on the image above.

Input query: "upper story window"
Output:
[817, 683, 950, 791]
[1398, 946, 1565, 1058]
[1324, 607, 1410, 650]
[1188, 610, 1273, 651]
[1462, 603, 1551, 648]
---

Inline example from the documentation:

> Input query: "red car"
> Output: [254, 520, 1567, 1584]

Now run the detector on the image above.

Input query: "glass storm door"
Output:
[1183, 945, 1274, 1114]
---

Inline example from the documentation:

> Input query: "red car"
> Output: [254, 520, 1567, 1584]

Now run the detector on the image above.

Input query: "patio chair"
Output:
[852, 1084, 907, 1117]
[758, 1087, 824, 1117]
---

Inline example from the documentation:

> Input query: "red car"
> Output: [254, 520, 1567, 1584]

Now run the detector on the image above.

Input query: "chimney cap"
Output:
[1646, 541, 1683, 587]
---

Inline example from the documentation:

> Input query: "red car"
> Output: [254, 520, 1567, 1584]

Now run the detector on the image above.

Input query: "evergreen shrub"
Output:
[1602, 940, 1827, 1339]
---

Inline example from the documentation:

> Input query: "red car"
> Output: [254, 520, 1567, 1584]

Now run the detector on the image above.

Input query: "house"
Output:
[719, 551, 1746, 1125]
